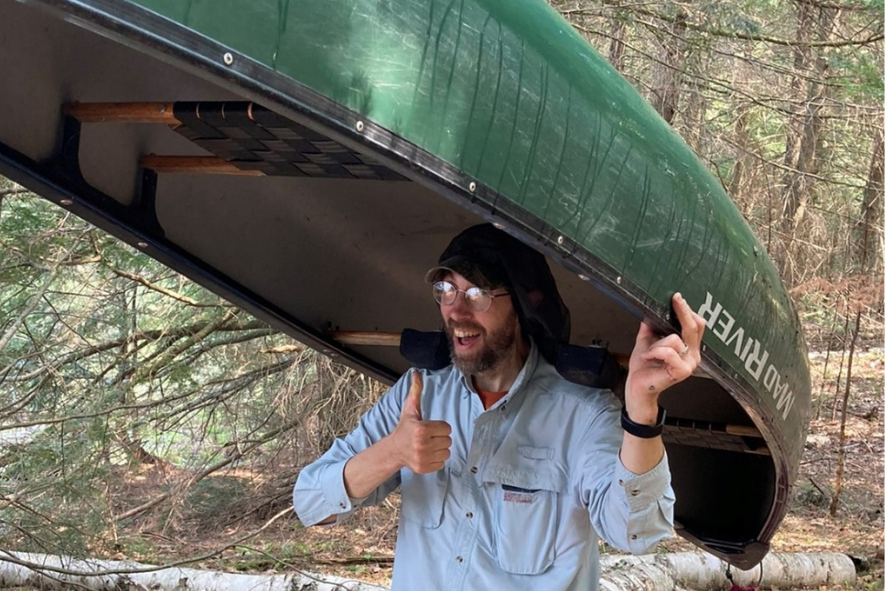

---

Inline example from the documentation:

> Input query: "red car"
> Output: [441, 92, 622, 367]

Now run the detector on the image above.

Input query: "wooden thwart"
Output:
[140, 155, 264, 176]
[724, 424, 765, 437]
[64, 102, 179, 125]
[330, 331, 402, 346]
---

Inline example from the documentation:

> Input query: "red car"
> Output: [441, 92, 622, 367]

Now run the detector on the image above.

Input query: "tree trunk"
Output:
[729, 102, 752, 209]
[649, 8, 687, 125]
[677, 43, 711, 154]
[856, 131, 884, 272]
[608, 12, 628, 72]
[0, 551, 856, 591]
[778, 1, 836, 285]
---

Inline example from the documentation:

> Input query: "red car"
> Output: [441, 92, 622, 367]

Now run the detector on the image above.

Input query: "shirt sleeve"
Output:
[576, 396, 675, 554]
[292, 372, 413, 526]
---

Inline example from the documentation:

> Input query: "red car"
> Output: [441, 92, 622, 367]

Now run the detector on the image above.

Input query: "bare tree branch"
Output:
[563, 3, 884, 47]
[111, 269, 228, 308]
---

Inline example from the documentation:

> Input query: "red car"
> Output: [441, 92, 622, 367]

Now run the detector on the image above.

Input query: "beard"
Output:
[445, 310, 520, 376]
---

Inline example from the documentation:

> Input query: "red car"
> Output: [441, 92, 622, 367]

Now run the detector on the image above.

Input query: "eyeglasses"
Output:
[432, 281, 510, 312]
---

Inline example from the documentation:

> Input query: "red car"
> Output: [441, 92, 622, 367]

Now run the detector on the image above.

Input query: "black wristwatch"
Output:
[620, 406, 666, 438]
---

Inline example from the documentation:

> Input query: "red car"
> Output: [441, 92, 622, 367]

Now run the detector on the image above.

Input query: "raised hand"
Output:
[624, 293, 706, 423]
[393, 371, 453, 474]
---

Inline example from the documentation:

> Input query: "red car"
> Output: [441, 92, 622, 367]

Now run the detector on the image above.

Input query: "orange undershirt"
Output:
[474, 385, 508, 410]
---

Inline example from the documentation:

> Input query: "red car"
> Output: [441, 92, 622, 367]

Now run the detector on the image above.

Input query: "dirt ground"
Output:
[205, 348, 885, 590]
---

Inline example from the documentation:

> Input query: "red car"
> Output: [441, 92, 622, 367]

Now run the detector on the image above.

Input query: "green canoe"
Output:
[0, 0, 811, 569]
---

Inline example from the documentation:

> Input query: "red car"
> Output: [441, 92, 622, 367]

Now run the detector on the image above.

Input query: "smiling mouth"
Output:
[452, 328, 481, 348]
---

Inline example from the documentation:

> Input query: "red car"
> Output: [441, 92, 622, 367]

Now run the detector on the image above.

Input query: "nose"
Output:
[442, 291, 474, 319]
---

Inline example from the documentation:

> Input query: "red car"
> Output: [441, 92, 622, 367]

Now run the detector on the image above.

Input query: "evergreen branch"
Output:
[111, 269, 227, 308]
[130, 309, 239, 383]
[174, 328, 279, 369]
[0, 353, 298, 435]
[0, 187, 29, 198]
[147, 357, 297, 429]
[2, 319, 269, 383]
[114, 414, 303, 522]
[0, 266, 61, 354]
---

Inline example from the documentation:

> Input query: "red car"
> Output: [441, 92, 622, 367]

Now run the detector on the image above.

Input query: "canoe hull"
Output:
[0, 0, 810, 568]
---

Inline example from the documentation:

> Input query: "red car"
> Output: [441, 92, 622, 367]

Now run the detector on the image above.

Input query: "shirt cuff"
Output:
[616, 452, 671, 511]
[322, 458, 359, 515]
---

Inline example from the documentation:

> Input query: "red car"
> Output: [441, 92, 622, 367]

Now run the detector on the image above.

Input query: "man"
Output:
[293, 224, 706, 590]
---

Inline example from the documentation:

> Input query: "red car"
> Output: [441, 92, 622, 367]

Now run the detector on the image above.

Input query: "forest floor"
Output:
[119, 348, 884, 590]
[12, 349, 883, 590]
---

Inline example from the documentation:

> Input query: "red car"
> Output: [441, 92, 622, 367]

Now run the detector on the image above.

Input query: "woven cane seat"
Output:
[171, 102, 407, 180]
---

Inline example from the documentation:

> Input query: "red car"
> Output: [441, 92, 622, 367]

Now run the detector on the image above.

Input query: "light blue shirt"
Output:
[293, 343, 674, 590]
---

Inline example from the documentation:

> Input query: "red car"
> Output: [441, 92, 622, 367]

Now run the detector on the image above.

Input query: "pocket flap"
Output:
[483, 456, 567, 493]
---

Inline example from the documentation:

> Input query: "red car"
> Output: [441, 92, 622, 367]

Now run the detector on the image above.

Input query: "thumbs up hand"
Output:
[393, 371, 452, 474]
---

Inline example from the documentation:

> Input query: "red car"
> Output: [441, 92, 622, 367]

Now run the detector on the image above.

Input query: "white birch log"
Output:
[0, 550, 856, 591]
[599, 552, 857, 591]
[0, 551, 388, 591]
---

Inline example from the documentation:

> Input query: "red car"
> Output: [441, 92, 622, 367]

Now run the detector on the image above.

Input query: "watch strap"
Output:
[620, 405, 666, 438]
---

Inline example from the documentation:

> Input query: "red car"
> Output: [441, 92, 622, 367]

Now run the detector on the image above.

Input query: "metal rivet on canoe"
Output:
[492, 222, 505, 230]
[223, 52, 234, 66]
[59, 199, 73, 206]
[557, 235, 564, 245]
[578, 274, 589, 281]
[355, 120, 364, 132]
[616, 276, 622, 284]
[136, 242, 148, 249]
[468, 181, 477, 193]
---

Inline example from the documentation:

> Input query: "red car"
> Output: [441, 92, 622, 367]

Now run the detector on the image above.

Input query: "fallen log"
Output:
[0, 551, 387, 591]
[0, 550, 856, 590]
[598, 552, 857, 590]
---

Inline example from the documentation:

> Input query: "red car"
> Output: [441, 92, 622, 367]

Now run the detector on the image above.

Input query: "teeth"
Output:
[454, 330, 479, 338]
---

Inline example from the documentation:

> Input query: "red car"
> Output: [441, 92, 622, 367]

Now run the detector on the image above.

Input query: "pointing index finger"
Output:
[673, 292, 705, 349]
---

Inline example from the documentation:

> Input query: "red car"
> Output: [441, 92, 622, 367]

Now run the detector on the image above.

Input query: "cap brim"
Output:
[424, 265, 459, 284]
[425, 255, 472, 283]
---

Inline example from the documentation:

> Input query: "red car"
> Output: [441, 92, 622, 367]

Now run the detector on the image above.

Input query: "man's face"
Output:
[439, 272, 521, 376]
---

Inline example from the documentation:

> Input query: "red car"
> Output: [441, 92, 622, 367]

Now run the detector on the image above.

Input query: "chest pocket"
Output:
[400, 467, 449, 529]
[483, 452, 568, 575]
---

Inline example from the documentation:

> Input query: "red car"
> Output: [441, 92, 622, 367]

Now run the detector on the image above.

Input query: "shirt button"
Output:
[630, 534, 638, 540]
[339, 502, 347, 508]
[466, 512, 473, 519]
[456, 556, 464, 563]
[500, 404, 506, 412]
[618, 479, 625, 486]
[630, 489, 640, 496]
[470, 466, 478, 474]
